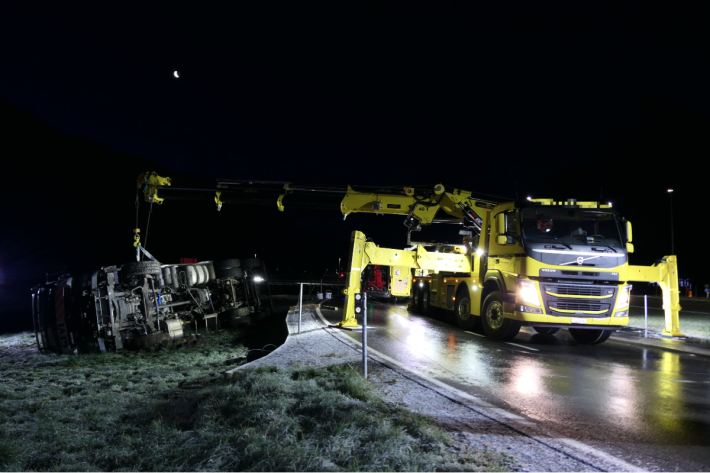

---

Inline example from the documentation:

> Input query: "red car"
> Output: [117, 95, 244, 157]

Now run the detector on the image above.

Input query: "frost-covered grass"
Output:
[627, 314, 710, 338]
[0, 331, 511, 471]
[627, 312, 710, 338]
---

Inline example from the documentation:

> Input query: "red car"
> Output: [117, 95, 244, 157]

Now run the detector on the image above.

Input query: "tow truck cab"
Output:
[490, 199, 631, 330]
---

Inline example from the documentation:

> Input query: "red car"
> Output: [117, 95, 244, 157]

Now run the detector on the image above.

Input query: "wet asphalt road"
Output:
[320, 299, 710, 472]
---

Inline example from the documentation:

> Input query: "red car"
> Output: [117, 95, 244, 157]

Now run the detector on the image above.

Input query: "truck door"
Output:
[490, 209, 521, 294]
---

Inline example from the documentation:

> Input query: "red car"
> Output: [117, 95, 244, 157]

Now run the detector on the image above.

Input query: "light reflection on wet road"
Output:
[320, 300, 710, 471]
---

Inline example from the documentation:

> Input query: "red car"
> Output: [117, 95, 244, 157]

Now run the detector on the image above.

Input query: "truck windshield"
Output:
[520, 208, 623, 247]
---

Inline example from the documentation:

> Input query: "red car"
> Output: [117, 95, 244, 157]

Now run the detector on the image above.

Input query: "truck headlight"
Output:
[517, 279, 540, 307]
[615, 285, 632, 310]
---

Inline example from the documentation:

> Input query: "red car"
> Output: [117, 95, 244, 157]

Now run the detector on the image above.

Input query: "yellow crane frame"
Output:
[338, 230, 684, 338]
[137, 171, 685, 338]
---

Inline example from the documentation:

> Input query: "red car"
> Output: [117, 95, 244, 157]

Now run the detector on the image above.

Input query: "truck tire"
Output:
[481, 291, 521, 340]
[223, 307, 251, 319]
[454, 292, 480, 330]
[242, 257, 262, 269]
[415, 288, 424, 313]
[215, 267, 244, 279]
[122, 261, 161, 278]
[214, 258, 241, 270]
[569, 328, 613, 345]
[534, 327, 560, 335]
[421, 288, 434, 316]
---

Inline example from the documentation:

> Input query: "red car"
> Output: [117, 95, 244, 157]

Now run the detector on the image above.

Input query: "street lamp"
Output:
[668, 189, 674, 255]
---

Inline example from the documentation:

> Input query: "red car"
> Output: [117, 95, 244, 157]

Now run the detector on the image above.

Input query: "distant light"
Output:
[668, 189, 674, 193]
[173, 71, 179, 78]
[253, 276, 264, 283]
[526, 196, 532, 200]
[608, 202, 612, 206]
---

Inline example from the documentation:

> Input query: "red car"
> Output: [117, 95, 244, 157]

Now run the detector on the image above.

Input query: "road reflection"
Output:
[333, 299, 710, 468]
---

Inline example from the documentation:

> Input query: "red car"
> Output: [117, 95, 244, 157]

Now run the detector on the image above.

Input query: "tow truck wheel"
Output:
[569, 328, 613, 345]
[481, 291, 521, 340]
[533, 327, 560, 335]
[415, 288, 424, 313]
[421, 289, 434, 316]
[454, 293, 477, 329]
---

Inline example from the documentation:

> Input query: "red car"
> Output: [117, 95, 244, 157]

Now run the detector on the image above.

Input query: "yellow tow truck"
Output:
[139, 172, 684, 345]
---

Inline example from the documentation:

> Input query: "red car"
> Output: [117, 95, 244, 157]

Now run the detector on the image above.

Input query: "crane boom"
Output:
[138, 171, 499, 235]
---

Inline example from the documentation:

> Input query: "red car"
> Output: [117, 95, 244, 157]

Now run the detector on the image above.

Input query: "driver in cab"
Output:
[571, 224, 587, 236]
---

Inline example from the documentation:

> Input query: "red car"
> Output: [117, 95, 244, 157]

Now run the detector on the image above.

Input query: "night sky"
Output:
[2, 3, 709, 332]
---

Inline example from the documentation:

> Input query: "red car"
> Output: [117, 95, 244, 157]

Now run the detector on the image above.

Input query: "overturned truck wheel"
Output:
[222, 307, 251, 327]
[215, 267, 244, 279]
[214, 258, 241, 270]
[122, 261, 161, 278]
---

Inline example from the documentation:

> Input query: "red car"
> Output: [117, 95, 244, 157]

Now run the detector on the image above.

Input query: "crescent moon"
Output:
[174, 71, 179, 78]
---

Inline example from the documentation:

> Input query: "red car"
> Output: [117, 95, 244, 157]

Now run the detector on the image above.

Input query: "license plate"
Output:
[571, 317, 588, 324]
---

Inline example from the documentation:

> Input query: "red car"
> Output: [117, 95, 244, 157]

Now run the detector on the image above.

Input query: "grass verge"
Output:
[1, 331, 512, 471]
[628, 312, 710, 338]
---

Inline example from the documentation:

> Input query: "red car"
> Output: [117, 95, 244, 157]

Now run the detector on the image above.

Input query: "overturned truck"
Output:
[31, 257, 267, 354]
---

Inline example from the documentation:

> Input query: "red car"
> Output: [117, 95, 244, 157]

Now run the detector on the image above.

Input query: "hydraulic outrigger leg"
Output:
[336, 230, 470, 329]
[627, 256, 685, 338]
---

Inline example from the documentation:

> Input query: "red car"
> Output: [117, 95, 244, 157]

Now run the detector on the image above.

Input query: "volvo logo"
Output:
[560, 254, 603, 266]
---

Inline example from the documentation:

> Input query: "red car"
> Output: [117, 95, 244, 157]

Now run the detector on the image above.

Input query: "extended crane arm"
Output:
[138, 171, 499, 234]
[338, 185, 497, 233]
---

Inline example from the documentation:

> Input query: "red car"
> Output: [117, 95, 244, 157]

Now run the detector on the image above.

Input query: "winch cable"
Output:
[134, 186, 140, 232]
[133, 185, 141, 255]
[142, 202, 154, 260]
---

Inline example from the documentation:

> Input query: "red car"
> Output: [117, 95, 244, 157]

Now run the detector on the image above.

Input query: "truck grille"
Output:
[542, 284, 617, 317]
[549, 301, 610, 312]
[543, 284, 612, 297]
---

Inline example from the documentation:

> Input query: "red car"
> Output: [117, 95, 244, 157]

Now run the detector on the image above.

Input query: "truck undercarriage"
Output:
[32, 258, 266, 354]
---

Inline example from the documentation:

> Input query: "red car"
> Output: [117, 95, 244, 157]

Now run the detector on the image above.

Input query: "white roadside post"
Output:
[298, 282, 304, 334]
[644, 294, 648, 338]
[362, 292, 368, 378]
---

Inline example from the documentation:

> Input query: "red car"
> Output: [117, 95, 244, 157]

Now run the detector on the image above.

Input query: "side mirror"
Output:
[626, 221, 634, 253]
[496, 213, 506, 233]
[496, 214, 507, 245]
